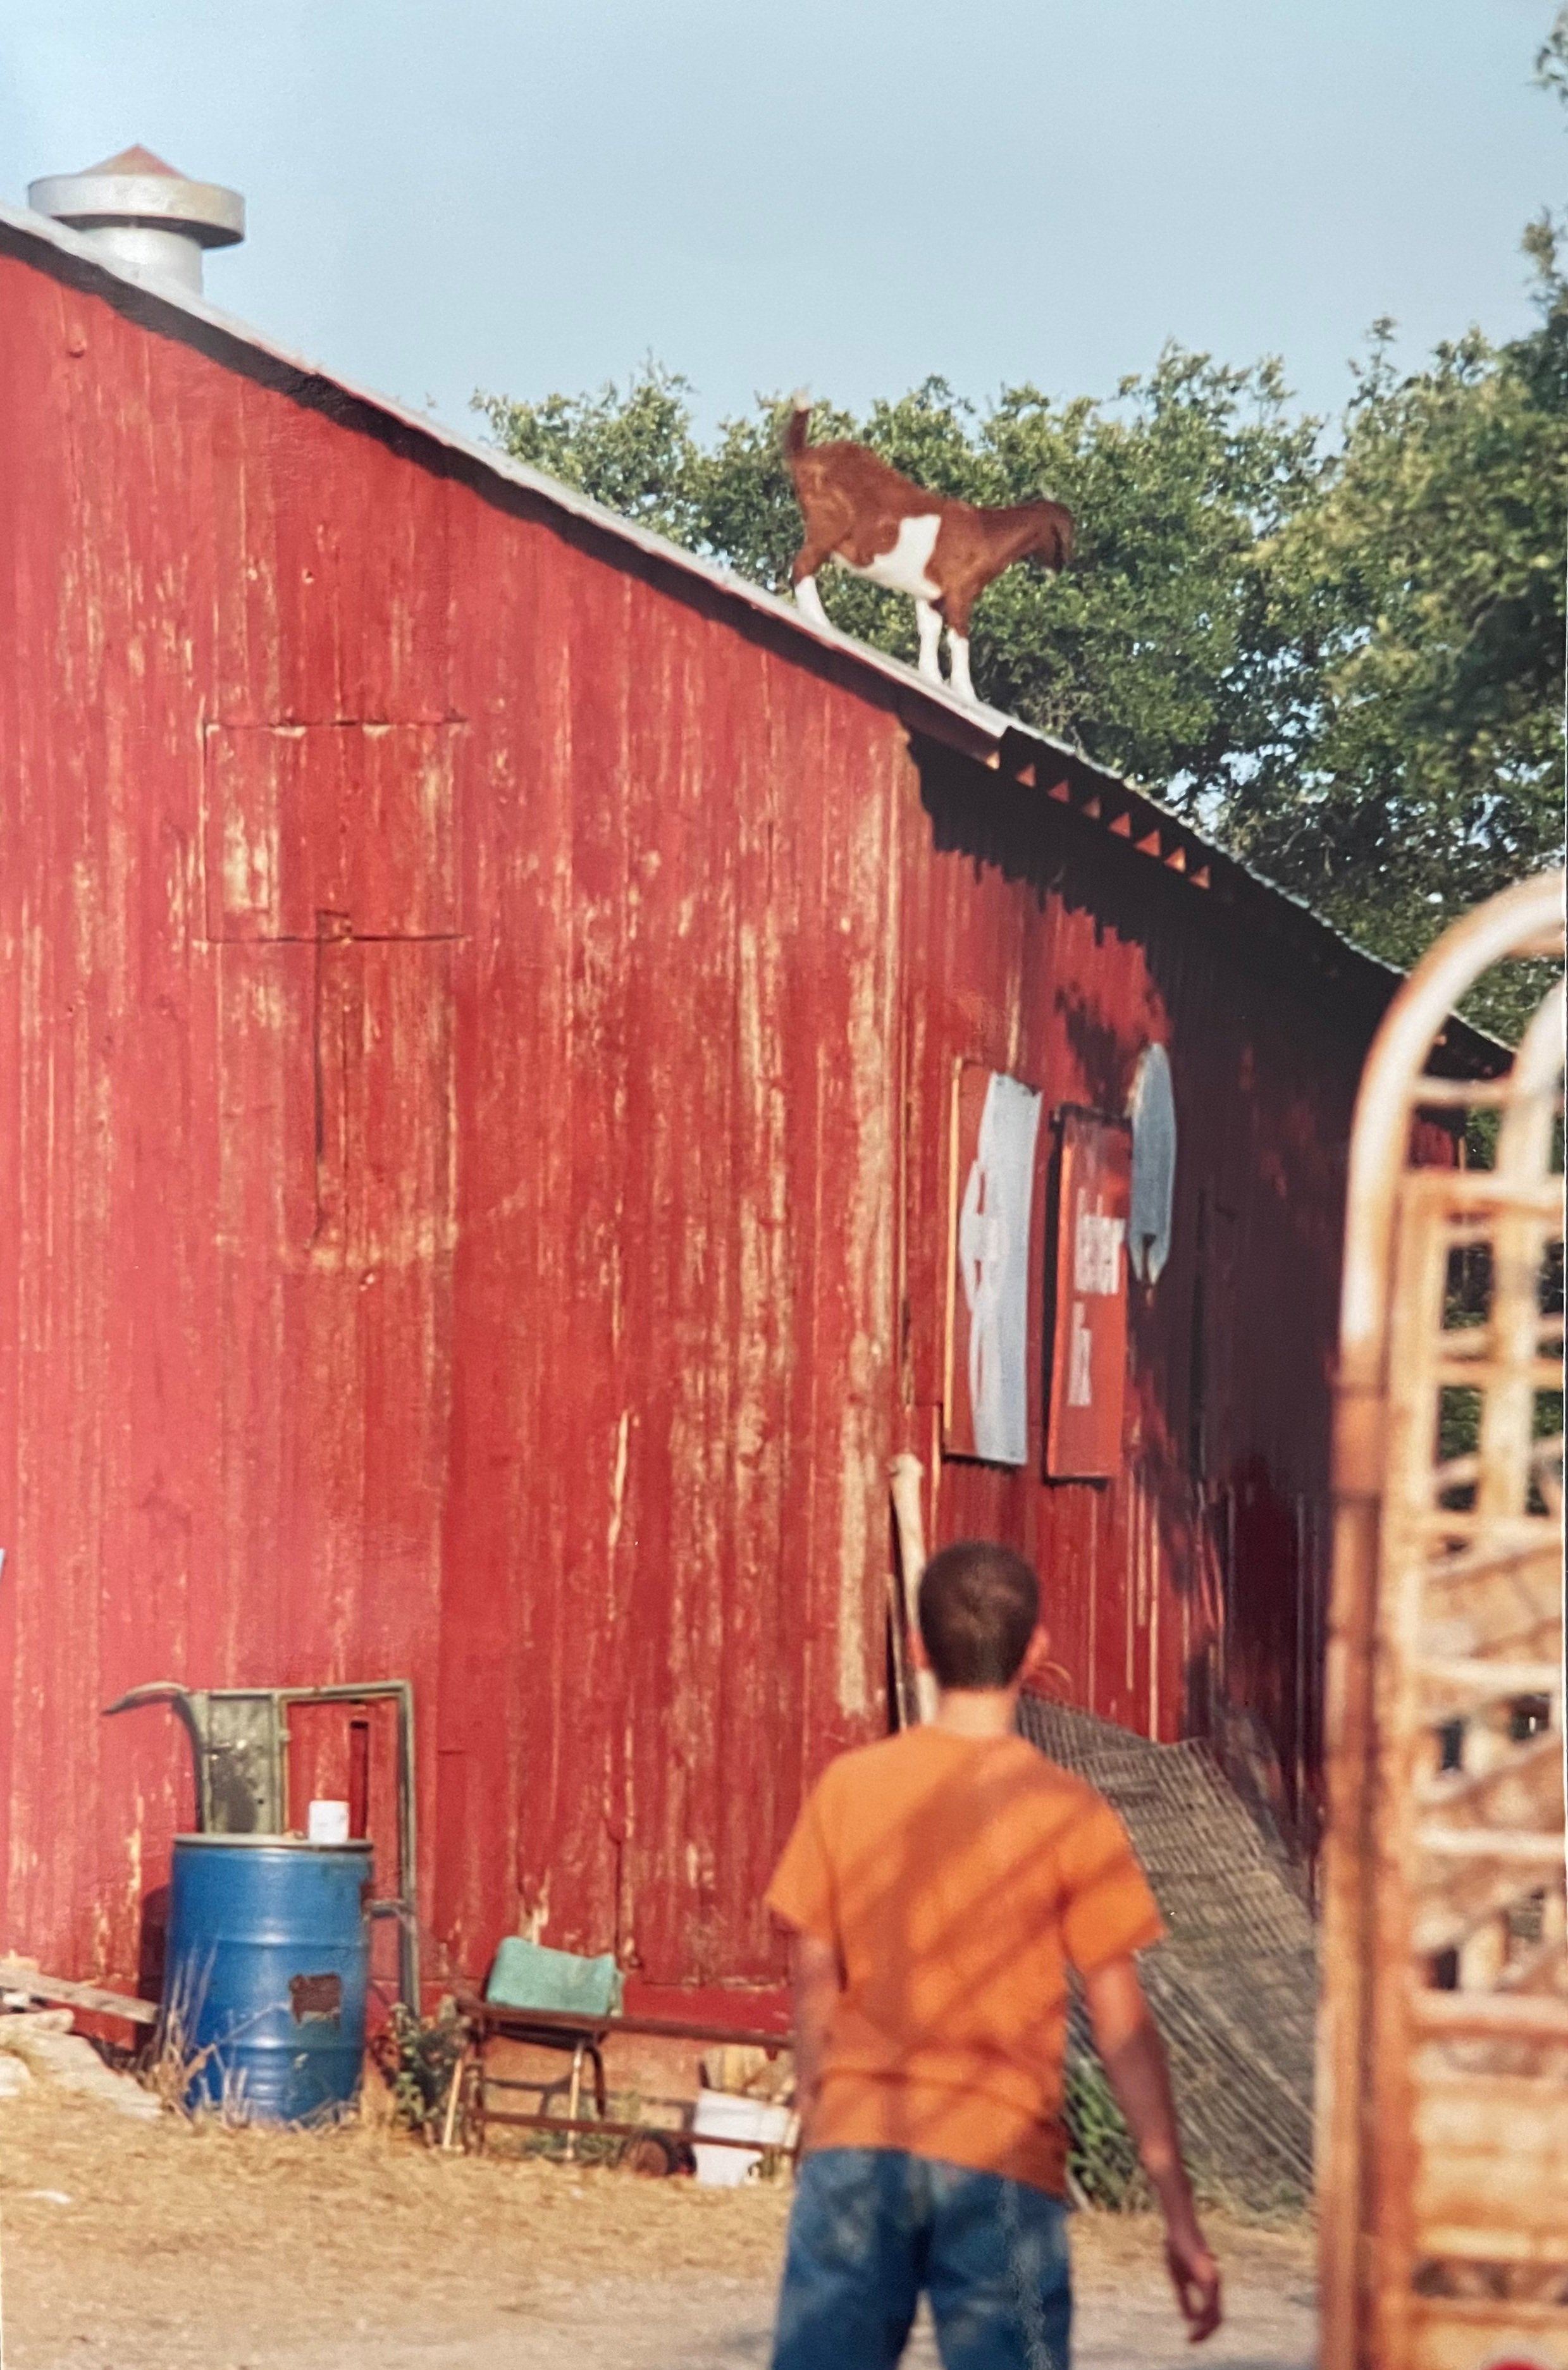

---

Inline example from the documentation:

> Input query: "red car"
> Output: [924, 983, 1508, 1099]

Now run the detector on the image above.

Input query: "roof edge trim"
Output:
[0, 199, 1509, 1075]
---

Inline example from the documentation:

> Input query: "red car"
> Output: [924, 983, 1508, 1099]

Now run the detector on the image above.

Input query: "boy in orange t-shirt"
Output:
[767, 1539, 1220, 2370]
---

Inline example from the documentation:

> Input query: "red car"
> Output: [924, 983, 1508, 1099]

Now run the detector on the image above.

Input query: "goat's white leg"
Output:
[946, 630, 976, 703]
[915, 598, 943, 684]
[793, 573, 829, 626]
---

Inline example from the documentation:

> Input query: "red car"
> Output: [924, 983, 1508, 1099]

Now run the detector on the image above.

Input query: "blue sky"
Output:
[3, 2, 1562, 440]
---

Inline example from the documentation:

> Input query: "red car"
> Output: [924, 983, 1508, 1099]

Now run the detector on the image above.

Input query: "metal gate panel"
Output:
[1321, 872, 1567, 2370]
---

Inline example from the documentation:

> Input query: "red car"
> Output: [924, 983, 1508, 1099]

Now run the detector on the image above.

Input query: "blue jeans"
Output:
[772, 2147, 1072, 2370]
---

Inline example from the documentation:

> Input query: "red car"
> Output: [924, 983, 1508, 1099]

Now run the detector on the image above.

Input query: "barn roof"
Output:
[0, 195, 1504, 1076]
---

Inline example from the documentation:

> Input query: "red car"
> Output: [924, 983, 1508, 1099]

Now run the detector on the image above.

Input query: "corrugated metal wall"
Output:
[0, 240, 1390, 2006]
[893, 750, 1354, 1849]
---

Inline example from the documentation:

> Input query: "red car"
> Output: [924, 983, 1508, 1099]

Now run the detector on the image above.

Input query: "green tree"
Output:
[1538, 2, 1568, 105]
[472, 362, 705, 546]
[476, 359, 1323, 812]
[1236, 230, 1567, 1035]
[474, 240, 1565, 1039]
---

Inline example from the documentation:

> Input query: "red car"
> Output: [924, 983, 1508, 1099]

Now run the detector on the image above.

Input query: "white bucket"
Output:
[307, 1799, 350, 1845]
[690, 2088, 792, 2187]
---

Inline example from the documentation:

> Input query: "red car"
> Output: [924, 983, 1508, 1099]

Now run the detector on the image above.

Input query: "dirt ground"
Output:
[0, 2078, 1317, 2369]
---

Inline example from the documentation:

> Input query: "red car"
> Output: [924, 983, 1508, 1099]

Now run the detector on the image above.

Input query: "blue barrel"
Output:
[164, 1836, 372, 2124]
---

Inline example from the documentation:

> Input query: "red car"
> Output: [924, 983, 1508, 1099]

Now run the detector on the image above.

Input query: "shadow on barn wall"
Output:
[910, 735, 1350, 1860]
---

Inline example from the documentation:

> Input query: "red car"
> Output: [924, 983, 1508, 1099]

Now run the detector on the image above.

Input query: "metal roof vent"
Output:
[28, 144, 244, 295]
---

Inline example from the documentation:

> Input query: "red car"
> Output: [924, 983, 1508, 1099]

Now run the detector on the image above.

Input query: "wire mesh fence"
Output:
[1018, 1695, 1317, 2208]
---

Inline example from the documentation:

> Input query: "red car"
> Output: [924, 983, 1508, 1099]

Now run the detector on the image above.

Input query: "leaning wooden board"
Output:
[0, 1959, 158, 2027]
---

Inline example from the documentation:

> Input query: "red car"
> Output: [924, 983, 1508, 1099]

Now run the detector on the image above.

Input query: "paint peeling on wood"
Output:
[0, 239, 1448, 2006]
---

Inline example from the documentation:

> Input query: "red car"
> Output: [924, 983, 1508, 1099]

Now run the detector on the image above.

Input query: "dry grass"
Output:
[1, 2080, 791, 2363]
[0, 2077, 1314, 2367]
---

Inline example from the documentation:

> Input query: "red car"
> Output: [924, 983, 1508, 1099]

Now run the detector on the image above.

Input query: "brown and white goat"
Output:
[783, 397, 1073, 703]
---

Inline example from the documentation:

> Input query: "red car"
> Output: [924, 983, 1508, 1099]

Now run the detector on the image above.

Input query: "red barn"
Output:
[0, 193, 1492, 2017]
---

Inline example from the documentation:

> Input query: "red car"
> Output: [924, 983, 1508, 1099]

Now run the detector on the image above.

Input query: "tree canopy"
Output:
[475, 215, 1565, 1040]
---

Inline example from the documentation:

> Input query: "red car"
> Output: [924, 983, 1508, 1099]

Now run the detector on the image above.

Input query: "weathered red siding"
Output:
[0, 228, 1456, 2009]
[894, 761, 1360, 1834]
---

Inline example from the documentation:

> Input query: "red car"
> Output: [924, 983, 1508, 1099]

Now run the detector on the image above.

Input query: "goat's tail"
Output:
[782, 390, 811, 459]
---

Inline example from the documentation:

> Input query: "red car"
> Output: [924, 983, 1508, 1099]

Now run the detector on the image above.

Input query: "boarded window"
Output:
[1128, 1043, 1176, 1285]
[202, 721, 462, 941]
[946, 1065, 1043, 1467]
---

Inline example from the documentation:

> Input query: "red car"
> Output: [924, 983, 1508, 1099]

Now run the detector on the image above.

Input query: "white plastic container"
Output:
[690, 2089, 793, 2186]
[307, 1799, 350, 1845]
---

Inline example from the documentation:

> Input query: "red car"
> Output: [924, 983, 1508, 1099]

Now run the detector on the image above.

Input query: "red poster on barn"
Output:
[1046, 1112, 1131, 1479]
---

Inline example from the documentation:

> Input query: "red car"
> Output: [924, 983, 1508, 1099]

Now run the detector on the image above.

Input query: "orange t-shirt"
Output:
[765, 1727, 1164, 2197]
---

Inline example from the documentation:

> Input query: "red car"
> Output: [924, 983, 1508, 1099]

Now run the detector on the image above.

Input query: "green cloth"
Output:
[485, 1937, 624, 2018]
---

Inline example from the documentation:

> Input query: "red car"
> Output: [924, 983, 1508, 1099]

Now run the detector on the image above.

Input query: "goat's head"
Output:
[1026, 500, 1075, 570]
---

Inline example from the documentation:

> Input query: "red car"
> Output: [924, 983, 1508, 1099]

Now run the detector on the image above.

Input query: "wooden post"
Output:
[889, 1454, 937, 1725]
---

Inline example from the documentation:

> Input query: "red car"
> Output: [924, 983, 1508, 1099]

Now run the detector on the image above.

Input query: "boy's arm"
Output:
[1080, 1954, 1223, 2342]
[787, 1930, 842, 2144]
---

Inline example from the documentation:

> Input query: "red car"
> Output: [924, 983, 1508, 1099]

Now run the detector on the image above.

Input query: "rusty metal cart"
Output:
[446, 1996, 793, 2171]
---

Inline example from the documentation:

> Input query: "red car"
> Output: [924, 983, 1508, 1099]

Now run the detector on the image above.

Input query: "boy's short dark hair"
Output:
[917, 1541, 1040, 1690]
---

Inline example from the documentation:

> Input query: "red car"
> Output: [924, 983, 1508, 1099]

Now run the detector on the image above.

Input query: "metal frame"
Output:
[450, 2003, 793, 2167]
[104, 1679, 419, 2011]
[1320, 870, 1565, 2370]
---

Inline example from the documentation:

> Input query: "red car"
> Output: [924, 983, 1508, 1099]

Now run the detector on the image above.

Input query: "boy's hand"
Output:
[1080, 1958, 1222, 2343]
[1164, 2223, 1222, 2342]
